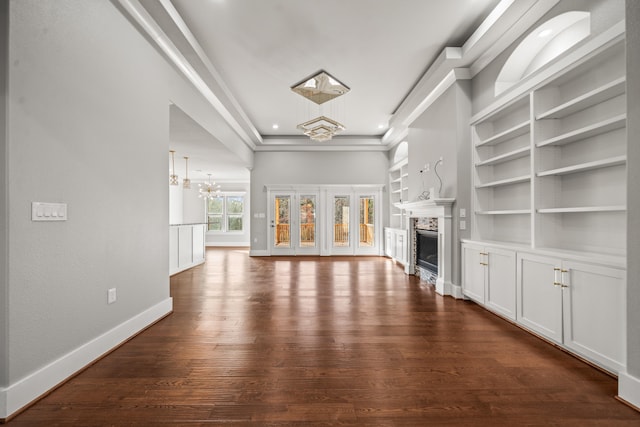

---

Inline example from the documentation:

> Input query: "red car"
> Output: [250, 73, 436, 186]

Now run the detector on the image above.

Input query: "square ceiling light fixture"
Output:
[297, 115, 346, 142]
[291, 70, 350, 104]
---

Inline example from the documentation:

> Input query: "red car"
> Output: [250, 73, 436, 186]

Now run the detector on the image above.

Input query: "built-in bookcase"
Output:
[471, 39, 626, 257]
[389, 159, 409, 229]
[472, 95, 532, 245]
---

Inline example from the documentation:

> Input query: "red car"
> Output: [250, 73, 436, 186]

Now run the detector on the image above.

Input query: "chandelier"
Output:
[291, 70, 349, 142]
[297, 115, 345, 142]
[198, 174, 221, 200]
[183, 156, 191, 189]
[169, 150, 178, 185]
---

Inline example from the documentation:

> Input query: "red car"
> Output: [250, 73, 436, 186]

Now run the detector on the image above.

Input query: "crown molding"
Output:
[384, 0, 560, 147]
[116, 0, 261, 151]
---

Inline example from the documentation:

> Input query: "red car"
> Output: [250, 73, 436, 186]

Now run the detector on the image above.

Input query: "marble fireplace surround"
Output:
[395, 198, 463, 299]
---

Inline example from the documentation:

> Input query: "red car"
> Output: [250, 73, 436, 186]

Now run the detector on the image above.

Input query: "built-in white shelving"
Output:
[388, 159, 409, 230]
[464, 22, 628, 379]
[475, 120, 530, 147]
[536, 114, 627, 148]
[537, 155, 626, 177]
[537, 206, 626, 214]
[475, 147, 530, 167]
[536, 77, 626, 120]
[476, 175, 530, 189]
[470, 38, 626, 256]
[476, 209, 531, 215]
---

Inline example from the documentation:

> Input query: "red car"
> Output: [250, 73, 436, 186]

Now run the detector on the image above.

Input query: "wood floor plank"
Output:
[6, 248, 639, 425]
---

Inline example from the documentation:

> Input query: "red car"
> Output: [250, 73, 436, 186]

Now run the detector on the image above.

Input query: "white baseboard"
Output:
[449, 283, 464, 299]
[618, 371, 640, 409]
[169, 259, 205, 276]
[206, 242, 250, 247]
[249, 250, 269, 256]
[0, 297, 173, 420]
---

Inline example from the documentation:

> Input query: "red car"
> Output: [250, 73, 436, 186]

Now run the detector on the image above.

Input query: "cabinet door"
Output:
[384, 229, 393, 258]
[517, 253, 562, 344]
[485, 248, 516, 320]
[562, 261, 626, 373]
[396, 230, 407, 264]
[462, 244, 486, 304]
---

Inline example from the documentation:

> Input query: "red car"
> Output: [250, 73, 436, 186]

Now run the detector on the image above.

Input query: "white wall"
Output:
[1, 0, 252, 418]
[182, 186, 206, 224]
[626, 0, 640, 386]
[407, 81, 472, 287]
[169, 185, 184, 225]
[250, 151, 388, 252]
[0, 0, 8, 390]
[7, 0, 168, 383]
[168, 184, 206, 225]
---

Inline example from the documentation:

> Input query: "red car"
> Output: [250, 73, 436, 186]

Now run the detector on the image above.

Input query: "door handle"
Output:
[561, 269, 569, 289]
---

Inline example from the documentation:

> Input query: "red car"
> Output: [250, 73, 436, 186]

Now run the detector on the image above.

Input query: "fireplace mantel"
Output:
[395, 198, 462, 299]
[394, 198, 455, 218]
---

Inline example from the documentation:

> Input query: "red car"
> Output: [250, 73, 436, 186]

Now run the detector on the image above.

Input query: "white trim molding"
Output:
[618, 372, 640, 410]
[0, 298, 173, 420]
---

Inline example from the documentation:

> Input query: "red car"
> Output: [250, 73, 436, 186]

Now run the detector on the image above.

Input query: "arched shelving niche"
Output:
[495, 11, 591, 96]
[392, 140, 408, 164]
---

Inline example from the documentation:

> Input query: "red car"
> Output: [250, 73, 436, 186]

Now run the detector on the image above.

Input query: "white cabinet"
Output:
[517, 252, 626, 373]
[464, 29, 627, 376]
[384, 227, 408, 265]
[462, 243, 516, 320]
[461, 244, 486, 303]
[169, 223, 206, 275]
[516, 253, 563, 343]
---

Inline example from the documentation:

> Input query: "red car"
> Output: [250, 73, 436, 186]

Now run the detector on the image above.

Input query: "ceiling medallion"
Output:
[291, 70, 350, 105]
[297, 115, 345, 142]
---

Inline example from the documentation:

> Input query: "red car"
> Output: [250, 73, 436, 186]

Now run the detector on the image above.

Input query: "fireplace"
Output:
[416, 229, 438, 274]
[398, 198, 460, 298]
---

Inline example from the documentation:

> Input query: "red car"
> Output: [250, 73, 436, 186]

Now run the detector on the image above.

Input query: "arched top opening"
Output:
[393, 141, 408, 164]
[495, 11, 591, 96]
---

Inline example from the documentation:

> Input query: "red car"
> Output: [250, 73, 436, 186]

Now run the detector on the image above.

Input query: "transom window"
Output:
[207, 194, 244, 232]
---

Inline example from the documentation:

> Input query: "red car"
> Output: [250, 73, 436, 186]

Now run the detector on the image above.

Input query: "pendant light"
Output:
[169, 150, 179, 186]
[183, 156, 191, 189]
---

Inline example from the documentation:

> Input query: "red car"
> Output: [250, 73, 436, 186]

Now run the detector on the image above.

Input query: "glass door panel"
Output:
[271, 194, 294, 255]
[359, 196, 375, 247]
[299, 195, 316, 248]
[333, 196, 350, 248]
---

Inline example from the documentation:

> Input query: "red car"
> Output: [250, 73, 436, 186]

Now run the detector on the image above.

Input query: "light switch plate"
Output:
[32, 202, 67, 221]
[108, 288, 117, 304]
[460, 208, 466, 218]
[460, 220, 467, 230]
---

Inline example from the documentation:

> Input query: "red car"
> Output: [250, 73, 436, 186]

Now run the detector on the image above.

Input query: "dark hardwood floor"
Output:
[8, 248, 639, 425]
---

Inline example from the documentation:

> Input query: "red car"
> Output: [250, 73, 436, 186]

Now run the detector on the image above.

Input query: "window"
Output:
[207, 194, 244, 232]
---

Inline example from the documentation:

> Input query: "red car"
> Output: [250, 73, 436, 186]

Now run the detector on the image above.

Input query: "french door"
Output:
[269, 191, 320, 255]
[268, 186, 381, 256]
[328, 191, 379, 255]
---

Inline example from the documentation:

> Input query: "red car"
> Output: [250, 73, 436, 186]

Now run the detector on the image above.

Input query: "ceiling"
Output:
[170, 0, 499, 138]
[169, 105, 250, 182]
[135, 0, 555, 182]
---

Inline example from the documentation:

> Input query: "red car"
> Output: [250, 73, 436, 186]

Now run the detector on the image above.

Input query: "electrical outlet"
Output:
[108, 288, 117, 304]
[460, 220, 466, 230]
